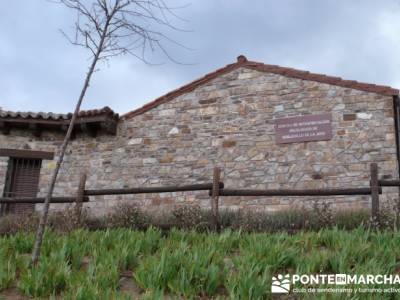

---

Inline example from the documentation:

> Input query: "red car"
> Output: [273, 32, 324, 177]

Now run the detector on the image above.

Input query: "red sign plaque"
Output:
[275, 113, 332, 144]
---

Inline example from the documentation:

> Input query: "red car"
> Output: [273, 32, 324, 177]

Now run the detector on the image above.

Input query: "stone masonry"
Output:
[1, 57, 399, 215]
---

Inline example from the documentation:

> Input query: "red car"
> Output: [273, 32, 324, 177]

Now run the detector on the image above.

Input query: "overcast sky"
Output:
[1, 1, 400, 114]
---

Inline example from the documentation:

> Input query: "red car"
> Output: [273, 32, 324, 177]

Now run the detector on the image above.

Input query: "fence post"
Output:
[370, 163, 380, 227]
[75, 172, 87, 225]
[211, 167, 221, 231]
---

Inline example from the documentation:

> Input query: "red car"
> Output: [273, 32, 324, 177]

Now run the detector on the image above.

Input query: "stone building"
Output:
[1, 55, 399, 215]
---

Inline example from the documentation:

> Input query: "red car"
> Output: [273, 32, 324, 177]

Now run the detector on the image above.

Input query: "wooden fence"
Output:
[0, 162, 396, 229]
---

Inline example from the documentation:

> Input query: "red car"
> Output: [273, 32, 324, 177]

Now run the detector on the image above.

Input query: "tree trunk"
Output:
[31, 22, 110, 266]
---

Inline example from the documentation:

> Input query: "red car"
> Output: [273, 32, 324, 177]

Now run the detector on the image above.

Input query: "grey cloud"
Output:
[1, 0, 400, 114]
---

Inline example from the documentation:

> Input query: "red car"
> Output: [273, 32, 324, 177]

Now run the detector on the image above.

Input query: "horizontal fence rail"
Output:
[84, 183, 224, 196]
[0, 197, 89, 204]
[218, 187, 382, 197]
[378, 180, 400, 187]
[0, 163, 395, 229]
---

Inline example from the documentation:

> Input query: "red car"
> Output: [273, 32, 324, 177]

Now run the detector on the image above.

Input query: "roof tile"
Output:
[0, 106, 118, 121]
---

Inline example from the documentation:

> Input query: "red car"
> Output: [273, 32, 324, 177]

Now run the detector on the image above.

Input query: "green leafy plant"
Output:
[1, 226, 400, 299]
[18, 252, 71, 297]
[0, 256, 16, 291]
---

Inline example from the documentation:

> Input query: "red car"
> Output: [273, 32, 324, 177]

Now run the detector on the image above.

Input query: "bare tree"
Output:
[32, 0, 188, 265]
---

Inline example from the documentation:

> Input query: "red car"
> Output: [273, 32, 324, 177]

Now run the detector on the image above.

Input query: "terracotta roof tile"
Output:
[0, 106, 119, 121]
[122, 55, 399, 119]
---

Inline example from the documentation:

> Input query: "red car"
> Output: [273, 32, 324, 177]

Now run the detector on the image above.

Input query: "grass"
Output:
[1, 227, 400, 299]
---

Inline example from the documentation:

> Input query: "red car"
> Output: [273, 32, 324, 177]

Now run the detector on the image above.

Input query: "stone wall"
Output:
[0, 67, 398, 215]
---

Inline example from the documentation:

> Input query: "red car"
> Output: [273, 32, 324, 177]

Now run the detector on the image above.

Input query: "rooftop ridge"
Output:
[122, 55, 398, 119]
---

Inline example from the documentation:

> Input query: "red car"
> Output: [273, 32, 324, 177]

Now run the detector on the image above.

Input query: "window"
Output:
[1, 157, 42, 215]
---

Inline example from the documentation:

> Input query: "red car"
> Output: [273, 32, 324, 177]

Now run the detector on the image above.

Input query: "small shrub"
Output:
[84, 215, 108, 231]
[0, 212, 40, 236]
[217, 206, 375, 233]
[0, 207, 94, 236]
[0, 200, 394, 234]
[228, 208, 309, 233]
[307, 200, 334, 230]
[147, 210, 175, 229]
[48, 207, 90, 233]
[378, 201, 397, 230]
[107, 202, 148, 229]
[335, 209, 370, 230]
[172, 204, 208, 230]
